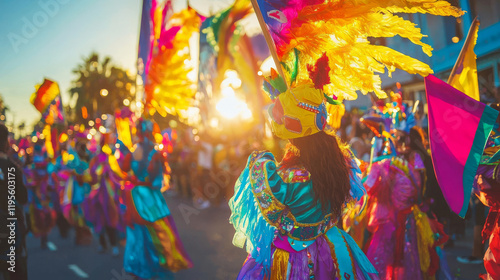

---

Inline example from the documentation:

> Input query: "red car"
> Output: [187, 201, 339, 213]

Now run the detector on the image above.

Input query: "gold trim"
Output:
[249, 157, 336, 241]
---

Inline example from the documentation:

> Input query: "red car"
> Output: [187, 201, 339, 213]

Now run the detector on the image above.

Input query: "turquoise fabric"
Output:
[131, 139, 155, 183]
[230, 151, 374, 278]
[229, 164, 276, 276]
[131, 186, 170, 222]
[340, 229, 378, 277]
[66, 148, 89, 175]
[349, 159, 366, 201]
[124, 224, 174, 280]
[461, 105, 499, 217]
[72, 181, 89, 205]
[130, 138, 165, 189]
[257, 152, 324, 223]
[326, 227, 355, 280]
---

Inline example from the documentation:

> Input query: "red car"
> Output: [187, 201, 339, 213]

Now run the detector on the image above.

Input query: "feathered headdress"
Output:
[252, 0, 463, 139]
[360, 93, 416, 136]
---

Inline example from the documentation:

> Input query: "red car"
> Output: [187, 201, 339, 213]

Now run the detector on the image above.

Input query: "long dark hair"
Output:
[286, 130, 353, 218]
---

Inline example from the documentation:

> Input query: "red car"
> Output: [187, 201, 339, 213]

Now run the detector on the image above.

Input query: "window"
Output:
[469, 0, 500, 29]
[443, 0, 464, 45]
[478, 67, 497, 103]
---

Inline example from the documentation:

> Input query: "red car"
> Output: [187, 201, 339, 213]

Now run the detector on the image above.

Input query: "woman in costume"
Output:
[231, 0, 461, 278]
[84, 131, 125, 256]
[229, 82, 378, 279]
[122, 119, 192, 279]
[25, 142, 56, 249]
[360, 98, 451, 280]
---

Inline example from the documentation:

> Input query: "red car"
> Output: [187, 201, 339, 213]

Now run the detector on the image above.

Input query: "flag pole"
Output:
[447, 17, 479, 84]
[250, 0, 288, 89]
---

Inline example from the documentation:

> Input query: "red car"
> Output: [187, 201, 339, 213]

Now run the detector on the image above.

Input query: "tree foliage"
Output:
[69, 52, 135, 123]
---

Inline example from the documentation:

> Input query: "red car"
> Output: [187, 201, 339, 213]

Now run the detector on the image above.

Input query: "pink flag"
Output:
[425, 74, 498, 218]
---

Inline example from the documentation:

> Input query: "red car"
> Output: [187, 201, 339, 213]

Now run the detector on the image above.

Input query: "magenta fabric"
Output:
[237, 236, 338, 280]
[273, 235, 299, 253]
[425, 74, 491, 217]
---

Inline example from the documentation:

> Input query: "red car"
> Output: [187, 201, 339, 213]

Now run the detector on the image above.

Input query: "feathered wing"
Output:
[259, 0, 463, 100]
[145, 7, 203, 117]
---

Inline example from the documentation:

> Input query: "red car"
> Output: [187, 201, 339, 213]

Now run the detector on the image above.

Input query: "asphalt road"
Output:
[26, 196, 245, 280]
[24, 196, 485, 280]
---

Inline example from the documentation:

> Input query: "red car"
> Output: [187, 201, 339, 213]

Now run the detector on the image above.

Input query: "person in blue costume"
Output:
[229, 78, 379, 279]
[122, 119, 192, 280]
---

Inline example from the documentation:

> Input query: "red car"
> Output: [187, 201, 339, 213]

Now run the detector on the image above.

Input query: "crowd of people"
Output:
[1, 110, 198, 279]
[1, 94, 499, 280]
[0, 93, 498, 280]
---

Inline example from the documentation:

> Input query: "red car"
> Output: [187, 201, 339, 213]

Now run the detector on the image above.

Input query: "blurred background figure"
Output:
[0, 124, 28, 280]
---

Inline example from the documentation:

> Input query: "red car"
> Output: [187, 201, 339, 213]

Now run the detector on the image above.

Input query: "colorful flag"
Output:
[137, 0, 154, 84]
[448, 18, 480, 101]
[425, 74, 498, 218]
[250, 0, 292, 83]
[30, 79, 60, 114]
[197, 15, 218, 123]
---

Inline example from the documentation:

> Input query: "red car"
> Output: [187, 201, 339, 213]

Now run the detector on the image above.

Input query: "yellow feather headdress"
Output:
[253, 0, 464, 100]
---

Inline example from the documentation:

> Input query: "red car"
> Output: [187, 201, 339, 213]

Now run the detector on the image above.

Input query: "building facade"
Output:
[380, 0, 500, 105]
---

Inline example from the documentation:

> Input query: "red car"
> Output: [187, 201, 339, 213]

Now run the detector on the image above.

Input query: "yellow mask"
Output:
[268, 84, 327, 139]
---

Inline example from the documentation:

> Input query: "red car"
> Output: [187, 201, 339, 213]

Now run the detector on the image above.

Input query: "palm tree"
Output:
[17, 122, 26, 137]
[0, 94, 10, 123]
[69, 53, 135, 123]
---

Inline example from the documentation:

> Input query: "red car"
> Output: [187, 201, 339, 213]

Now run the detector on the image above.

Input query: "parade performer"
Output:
[47, 139, 71, 238]
[122, 119, 192, 279]
[230, 0, 462, 278]
[229, 88, 377, 279]
[26, 142, 56, 249]
[360, 98, 451, 280]
[84, 132, 126, 256]
[61, 133, 93, 245]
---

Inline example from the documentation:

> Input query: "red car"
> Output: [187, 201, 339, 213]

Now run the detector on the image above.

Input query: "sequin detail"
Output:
[249, 151, 335, 241]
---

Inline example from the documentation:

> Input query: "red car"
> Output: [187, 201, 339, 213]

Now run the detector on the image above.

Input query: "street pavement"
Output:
[25, 196, 485, 280]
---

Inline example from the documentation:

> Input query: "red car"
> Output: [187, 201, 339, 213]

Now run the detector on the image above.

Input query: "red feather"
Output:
[307, 53, 330, 89]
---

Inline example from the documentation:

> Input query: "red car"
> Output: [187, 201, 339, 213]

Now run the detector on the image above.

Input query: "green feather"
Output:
[290, 49, 299, 84]
[324, 93, 342, 105]
[269, 75, 288, 93]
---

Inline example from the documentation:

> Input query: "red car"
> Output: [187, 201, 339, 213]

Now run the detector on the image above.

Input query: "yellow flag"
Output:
[448, 18, 480, 101]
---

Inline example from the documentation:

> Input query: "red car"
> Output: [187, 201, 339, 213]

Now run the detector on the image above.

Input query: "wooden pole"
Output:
[250, 0, 288, 89]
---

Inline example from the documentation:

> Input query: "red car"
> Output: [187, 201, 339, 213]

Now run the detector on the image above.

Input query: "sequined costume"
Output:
[353, 99, 451, 280]
[363, 153, 450, 280]
[123, 130, 192, 279]
[230, 150, 378, 280]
